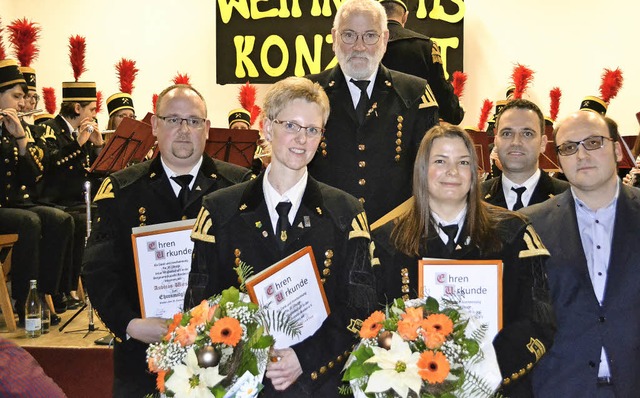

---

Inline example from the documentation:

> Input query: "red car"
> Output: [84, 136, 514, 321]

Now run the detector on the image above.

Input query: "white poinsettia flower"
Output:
[165, 348, 226, 398]
[364, 332, 422, 398]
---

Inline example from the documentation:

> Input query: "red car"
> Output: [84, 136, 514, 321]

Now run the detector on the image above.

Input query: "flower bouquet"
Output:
[342, 297, 502, 398]
[147, 287, 299, 398]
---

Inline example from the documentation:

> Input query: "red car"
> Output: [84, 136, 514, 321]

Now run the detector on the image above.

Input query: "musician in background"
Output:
[482, 99, 569, 209]
[39, 81, 103, 312]
[0, 59, 70, 326]
[83, 84, 251, 396]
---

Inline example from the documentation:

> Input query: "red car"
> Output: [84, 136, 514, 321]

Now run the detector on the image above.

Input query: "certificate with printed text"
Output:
[418, 259, 503, 339]
[131, 219, 196, 318]
[245, 246, 330, 349]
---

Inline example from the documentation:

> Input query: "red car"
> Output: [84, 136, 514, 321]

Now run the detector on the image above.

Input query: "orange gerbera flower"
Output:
[360, 310, 385, 338]
[156, 369, 166, 393]
[175, 324, 197, 346]
[421, 330, 446, 349]
[422, 313, 454, 337]
[189, 300, 210, 327]
[209, 317, 243, 347]
[418, 351, 450, 383]
[166, 312, 183, 339]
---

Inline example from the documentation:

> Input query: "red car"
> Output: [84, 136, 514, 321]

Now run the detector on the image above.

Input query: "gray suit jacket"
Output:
[521, 184, 640, 397]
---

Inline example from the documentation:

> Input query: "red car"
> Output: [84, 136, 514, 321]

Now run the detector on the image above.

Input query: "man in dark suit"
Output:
[522, 111, 640, 397]
[482, 99, 568, 210]
[380, 0, 464, 124]
[83, 84, 250, 397]
[186, 76, 376, 396]
[306, 0, 439, 224]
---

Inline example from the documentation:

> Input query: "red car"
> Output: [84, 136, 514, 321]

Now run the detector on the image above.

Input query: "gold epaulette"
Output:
[519, 225, 550, 258]
[419, 84, 438, 109]
[94, 178, 115, 202]
[191, 207, 215, 243]
[349, 211, 371, 240]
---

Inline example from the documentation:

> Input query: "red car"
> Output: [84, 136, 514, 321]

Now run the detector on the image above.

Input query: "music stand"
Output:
[206, 128, 259, 169]
[539, 142, 561, 172]
[618, 135, 636, 169]
[465, 128, 492, 174]
[90, 117, 155, 174]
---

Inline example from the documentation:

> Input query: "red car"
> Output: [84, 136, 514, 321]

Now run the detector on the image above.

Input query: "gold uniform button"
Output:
[395, 155, 401, 162]
[235, 258, 241, 266]
[395, 147, 402, 153]
[6, 171, 11, 176]
[358, 144, 365, 151]
[322, 268, 331, 276]
[21, 185, 26, 190]
[396, 131, 402, 138]
[321, 150, 327, 156]
[4, 159, 9, 163]
[358, 179, 366, 186]
[234, 249, 241, 257]
[324, 259, 332, 267]
[310, 371, 318, 380]
[324, 249, 333, 258]
[359, 197, 365, 204]
[395, 139, 402, 145]
[181, 215, 187, 220]
[139, 215, 147, 222]
[328, 361, 334, 368]
[320, 278, 326, 284]
[139, 207, 146, 214]
[320, 366, 327, 374]
[337, 355, 343, 362]
[397, 123, 403, 130]
[358, 161, 366, 168]
[397, 115, 404, 123]
[320, 142, 327, 149]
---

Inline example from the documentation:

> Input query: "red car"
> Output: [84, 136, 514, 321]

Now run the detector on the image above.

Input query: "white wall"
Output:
[3, 0, 638, 135]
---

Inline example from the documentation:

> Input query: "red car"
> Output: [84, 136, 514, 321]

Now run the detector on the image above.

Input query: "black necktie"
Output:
[440, 224, 459, 253]
[275, 201, 292, 250]
[350, 79, 370, 125]
[511, 186, 527, 210]
[171, 175, 193, 210]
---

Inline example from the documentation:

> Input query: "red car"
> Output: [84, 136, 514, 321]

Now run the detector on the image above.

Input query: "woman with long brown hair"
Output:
[373, 124, 555, 397]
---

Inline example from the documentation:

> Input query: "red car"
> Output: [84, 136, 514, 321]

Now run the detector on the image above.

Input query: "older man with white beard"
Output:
[306, 0, 439, 223]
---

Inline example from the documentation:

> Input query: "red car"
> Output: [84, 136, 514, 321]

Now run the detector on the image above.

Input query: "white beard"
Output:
[336, 46, 385, 80]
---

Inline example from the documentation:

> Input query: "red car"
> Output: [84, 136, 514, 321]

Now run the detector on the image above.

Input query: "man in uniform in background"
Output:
[83, 84, 251, 396]
[306, 0, 439, 223]
[482, 99, 568, 209]
[379, 0, 464, 124]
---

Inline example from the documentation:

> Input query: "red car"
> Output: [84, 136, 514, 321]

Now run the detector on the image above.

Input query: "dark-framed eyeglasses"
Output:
[272, 119, 324, 138]
[556, 135, 614, 156]
[115, 113, 136, 120]
[339, 30, 381, 45]
[157, 115, 206, 129]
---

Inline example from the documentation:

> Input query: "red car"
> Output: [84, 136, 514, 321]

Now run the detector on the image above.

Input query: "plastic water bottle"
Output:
[25, 280, 42, 338]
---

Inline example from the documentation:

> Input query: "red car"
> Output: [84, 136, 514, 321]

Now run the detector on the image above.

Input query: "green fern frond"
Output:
[257, 308, 302, 338]
[459, 370, 499, 398]
[338, 384, 353, 395]
[233, 260, 254, 293]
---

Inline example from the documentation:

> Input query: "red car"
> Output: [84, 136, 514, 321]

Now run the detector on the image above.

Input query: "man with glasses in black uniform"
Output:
[83, 84, 251, 396]
[522, 111, 640, 397]
[306, 0, 439, 224]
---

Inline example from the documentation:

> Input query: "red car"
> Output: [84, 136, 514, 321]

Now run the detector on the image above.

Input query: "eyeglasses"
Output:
[339, 30, 381, 45]
[556, 135, 614, 156]
[25, 93, 39, 103]
[115, 113, 136, 120]
[157, 115, 206, 129]
[272, 119, 324, 138]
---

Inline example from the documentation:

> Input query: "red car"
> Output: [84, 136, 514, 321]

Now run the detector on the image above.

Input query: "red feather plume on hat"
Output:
[42, 87, 56, 114]
[96, 91, 103, 114]
[239, 81, 262, 127]
[116, 58, 138, 94]
[451, 71, 467, 99]
[477, 99, 493, 131]
[510, 64, 534, 100]
[549, 87, 561, 121]
[173, 73, 190, 85]
[0, 19, 7, 60]
[69, 35, 87, 82]
[7, 18, 41, 67]
[152, 93, 159, 113]
[599, 68, 623, 104]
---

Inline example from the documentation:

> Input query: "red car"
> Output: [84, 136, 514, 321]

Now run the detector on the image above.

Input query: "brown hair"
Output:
[391, 124, 520, 256]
